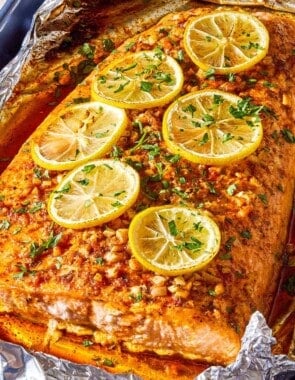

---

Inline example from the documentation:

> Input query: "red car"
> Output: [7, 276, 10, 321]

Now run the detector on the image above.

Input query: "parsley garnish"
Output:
[140, 81, 153, 92]
[281, 129, 295, 143]
[283, 275, 295, 296]
[240, 229, 252, 239]
[102, 38, 115, 52]
[78, 43, 95, 59]
[168, 220, 178, 236]
[29, 233, 62, 259]
[0, 220, 10, 230]
[83, 340, 94, 347]
[82, 164, 96, 173]
[13, 264, 36, 280]
[258, 193, 268, 205]
[227, 183, 237, 196]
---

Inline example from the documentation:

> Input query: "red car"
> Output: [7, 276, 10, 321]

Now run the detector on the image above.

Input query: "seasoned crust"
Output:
[0, 5, 295, 379]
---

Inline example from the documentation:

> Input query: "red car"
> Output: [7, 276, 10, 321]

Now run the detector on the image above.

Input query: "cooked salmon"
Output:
[0, 5, 295, 380]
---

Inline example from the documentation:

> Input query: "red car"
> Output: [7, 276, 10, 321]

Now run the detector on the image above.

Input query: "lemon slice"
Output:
[184, 11, 269, 74]
[48, 159, 140, 229]
[31, 102, 128, 171]
[128, 205, 221, 276]
[91, 50, 184, 109]
[162, 89, 263, 166]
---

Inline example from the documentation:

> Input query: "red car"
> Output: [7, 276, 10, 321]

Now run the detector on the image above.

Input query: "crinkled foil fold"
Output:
[1, 312, 295, 379]
[203, 0, 295, 13]
[0, 0, 295, 378]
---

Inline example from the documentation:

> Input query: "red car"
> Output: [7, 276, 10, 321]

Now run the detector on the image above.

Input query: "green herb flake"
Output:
[199, 132, 209, 146]
[76, 178, 90, 186]
[228, 73, 236, 82]
[226, 183, 237, 196]
[213, 94, 224, 105]
[103, 358, 115, 367]
[73, 97, 91, 104]
[172, 188, 188, 199]
[111, 146, 123, 158]
[79, 43, 95, 59]
[240, 229, 252, 239]
[29, 233, 62, 259]
[283, 275, 295, 296]
[140, 81, 153, 92]
[202, 114, 215, 126]
[281, 128, 295, 143]
[225, 236, 236, 252]
[125, 41, 135, 51]
[168, 220, 178, 236]
[165, 154, 180, 163]
[222, 132, 234, 143]
[183, 104, 196, 117]
[102, 38, 115, 52]
[30, 202, 44, 213]
[83, 339, 94, 347]
[130, 291, 143, 303]
[96, 257, 105, 265]
[207, 181, 217, 195]
[193, 221, 203, 232]
[177, 49, 184, 62]
[13, 264, 36, 280]
[114, 80, 130, 93]
[263, 81, 276, 88]
[258, 193, 268, 205]
[82, 164, 96, 173]
[111, 201, 122, 208]
[0, 220, 10, 230]
[205, 68, 215, 79]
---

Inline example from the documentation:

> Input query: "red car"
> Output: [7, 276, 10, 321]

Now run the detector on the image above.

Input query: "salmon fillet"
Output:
[0, 5, 295, 378]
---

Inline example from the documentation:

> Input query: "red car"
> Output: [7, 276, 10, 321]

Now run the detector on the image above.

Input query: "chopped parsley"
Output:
[258, 193, 268, 205]
[168, 220, 178, 236]
[83, 340, 94, 347]
[140, 81, 153, 92]
[0, 220, 10, 230]
[283, 275, 295, 296]
[102, 38, 115, 52]
[29, 233, 62, 259]
[281, 128, 295, 143]
[13, 264, 36, 280]
[82, 164, 96, 173]
[227, 183, 237, 196]
[78, 43, 95, 59]
[240, 229, 252, 239]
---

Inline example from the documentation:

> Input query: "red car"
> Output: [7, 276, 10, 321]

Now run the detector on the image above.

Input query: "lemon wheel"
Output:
[129, 205, 221, 276]
[91, 50, 184, 109]
[162, 89, 263, 166]
[48, 159, 140, 229]
[184, 11, 269, 74]
[31, 102, 128, 171]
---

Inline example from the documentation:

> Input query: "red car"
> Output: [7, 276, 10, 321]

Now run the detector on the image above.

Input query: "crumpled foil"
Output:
[0, 312, 295, 379]
[0, 0, 295, 379]
[0, 0, 78, 108]
[202, 0, 295, 13]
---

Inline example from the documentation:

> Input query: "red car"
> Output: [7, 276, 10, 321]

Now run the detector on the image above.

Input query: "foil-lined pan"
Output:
[0, 0, 295, 378]
[203, 0, 295, 12]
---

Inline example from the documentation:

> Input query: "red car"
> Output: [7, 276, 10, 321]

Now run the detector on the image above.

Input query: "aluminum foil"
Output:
[0, 312, 295, 379]
[202, 0, 295, 13]
[0, 0, 78, 108]
[0, 0, 295, 379]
